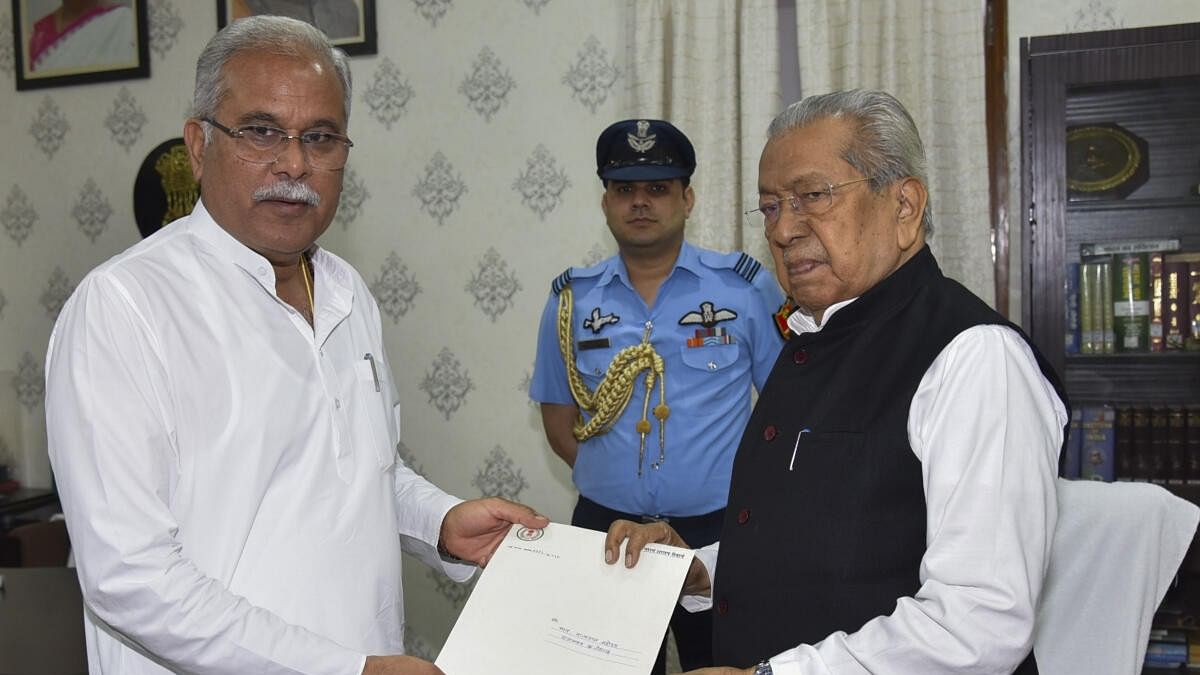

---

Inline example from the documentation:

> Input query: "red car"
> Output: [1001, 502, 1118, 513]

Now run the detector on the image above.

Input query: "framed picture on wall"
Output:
[216, 0, 377, 56]
[11, 0, 150, 91]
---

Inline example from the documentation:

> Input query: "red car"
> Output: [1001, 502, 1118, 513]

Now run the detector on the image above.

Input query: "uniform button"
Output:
[763, 425, 777, 441]
[793, 349, 809, 364]
[334, 398, 342, 409]
[707, 361, 717, 370]
[717, 599, 729, 615]
[737, 508, 750, 524]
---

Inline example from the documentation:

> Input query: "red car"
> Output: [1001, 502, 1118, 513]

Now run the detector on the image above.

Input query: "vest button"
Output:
[763, 425, 777, 441]
[737, 508, 750, 524]
[717, 598, 729, 615]
[793, 349, 809, 364]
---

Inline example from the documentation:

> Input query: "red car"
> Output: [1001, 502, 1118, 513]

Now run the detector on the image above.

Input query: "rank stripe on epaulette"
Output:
[551, 269, 573, 295]
[733, 253, 761, 283]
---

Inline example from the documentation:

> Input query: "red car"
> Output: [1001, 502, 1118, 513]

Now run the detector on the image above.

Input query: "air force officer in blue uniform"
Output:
[531, 119, 786, 674]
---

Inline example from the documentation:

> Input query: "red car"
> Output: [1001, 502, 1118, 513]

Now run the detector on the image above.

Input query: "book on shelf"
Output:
[1113, 252, 1151, 352]
[1145, 627, 1192, 668]
[1151, 252, 1165, 352]
[1133, 407, 1153, 482]
[1192, 258, 1200, 352]
[1147, 626, 1190, 644]
[1114, 406, 1134, 481]
[1169, 408, 1188, 485]
[1065, 262, 1081, 354]
[1079, 260, 1097, 354]
[1189, 407, 1200, 485]
[1081, 405, 1115, 481]
[1100, 259, 1115, 353]
[1079, 238, 1181, 257]
[1151, 408, 1171, 484]
[1147, 640, 1190, 652]
[1079, 258, 1114, 354]
[1164, 253, 1194, 350]
[1161, 252, 1200, 351]
[1062, 407, 1082, 479]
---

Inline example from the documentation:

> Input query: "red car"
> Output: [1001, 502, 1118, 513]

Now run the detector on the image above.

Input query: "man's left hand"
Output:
[439, 498, 549, 567]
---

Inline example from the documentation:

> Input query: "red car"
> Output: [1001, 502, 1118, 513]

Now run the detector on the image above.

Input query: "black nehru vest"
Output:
[711, 246, 1066, 674]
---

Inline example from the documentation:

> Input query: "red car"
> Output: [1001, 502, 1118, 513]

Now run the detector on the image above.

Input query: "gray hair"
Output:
[191, 15, 352, 138]
[767, 89, 933, 235]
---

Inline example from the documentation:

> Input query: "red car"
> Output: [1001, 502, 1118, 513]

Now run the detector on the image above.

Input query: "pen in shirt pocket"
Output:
[364, 353, 381, 392]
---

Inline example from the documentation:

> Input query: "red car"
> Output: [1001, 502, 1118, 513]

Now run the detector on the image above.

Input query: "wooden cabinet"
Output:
[1021, 22, 1200, 404]
[1020, 23, 1200, 671]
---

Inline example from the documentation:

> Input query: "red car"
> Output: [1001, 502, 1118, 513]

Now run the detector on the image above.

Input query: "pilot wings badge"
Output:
[679, 301, 737, 328]
[627, 120, 657, 153]
[583, 307, 620, 333]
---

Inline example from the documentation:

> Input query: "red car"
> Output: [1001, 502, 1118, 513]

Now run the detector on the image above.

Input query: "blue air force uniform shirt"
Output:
[531, 242, 785, 516]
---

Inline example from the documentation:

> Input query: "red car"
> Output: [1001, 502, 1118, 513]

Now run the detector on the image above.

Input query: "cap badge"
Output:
[627, 120, 657, 153]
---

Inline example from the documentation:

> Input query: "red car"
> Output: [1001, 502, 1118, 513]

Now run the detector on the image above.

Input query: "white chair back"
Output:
[1033, 479, 1199, 675]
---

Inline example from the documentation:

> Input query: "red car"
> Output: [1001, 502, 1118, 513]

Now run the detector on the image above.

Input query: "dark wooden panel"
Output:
[1065, 353, 1200, 405]
[1027, 22, 1200, 56]
[1064, 201, 1200, 261]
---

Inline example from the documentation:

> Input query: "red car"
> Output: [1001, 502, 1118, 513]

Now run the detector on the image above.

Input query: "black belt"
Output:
[578, 496, 725, 531]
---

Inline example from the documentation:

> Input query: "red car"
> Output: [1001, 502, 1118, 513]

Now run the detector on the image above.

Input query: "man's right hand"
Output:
[604, 519, 711, 597]
[362, 655, 443, 674]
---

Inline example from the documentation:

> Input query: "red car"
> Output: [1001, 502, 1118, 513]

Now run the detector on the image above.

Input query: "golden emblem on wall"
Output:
[1065, 123, 1149, 200]
[134, 138, 199, 238]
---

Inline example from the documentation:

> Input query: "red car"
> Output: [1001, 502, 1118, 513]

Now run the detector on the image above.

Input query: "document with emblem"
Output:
[435, 522, 694, 675]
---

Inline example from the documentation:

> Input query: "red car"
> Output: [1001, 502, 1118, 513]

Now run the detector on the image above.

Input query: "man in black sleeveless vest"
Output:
[606, 90, 1069, 675]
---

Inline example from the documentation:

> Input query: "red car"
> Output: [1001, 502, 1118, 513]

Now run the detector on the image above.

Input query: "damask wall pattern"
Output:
[0, 0, 628, 653]
[1, 0, 1196, 662]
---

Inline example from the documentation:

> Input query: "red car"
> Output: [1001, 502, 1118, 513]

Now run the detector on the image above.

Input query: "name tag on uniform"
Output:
[577, 338, 610, 350]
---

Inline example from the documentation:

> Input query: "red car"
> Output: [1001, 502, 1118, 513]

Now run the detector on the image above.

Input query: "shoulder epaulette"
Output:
[698, 249, 764, 284]
[551, 258, 611, 295]
[732, 253, 762, 283]
[551, 268, 573, 295]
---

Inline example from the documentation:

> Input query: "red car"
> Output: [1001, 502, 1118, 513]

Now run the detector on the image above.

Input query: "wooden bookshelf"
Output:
[1021, 23, 1200, 674]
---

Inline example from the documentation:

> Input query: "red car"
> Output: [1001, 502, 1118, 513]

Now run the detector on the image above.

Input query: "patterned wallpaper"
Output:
[0, 0, 1196, 661]
[0, 0, 629, 655]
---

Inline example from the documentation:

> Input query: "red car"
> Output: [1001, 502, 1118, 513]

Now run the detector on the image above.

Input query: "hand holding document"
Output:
[435, 522, 694, 675]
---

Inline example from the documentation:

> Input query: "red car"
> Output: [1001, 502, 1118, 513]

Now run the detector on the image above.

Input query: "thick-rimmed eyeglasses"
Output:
[744, 177, 873, 228]
[202, 118, 354, 171]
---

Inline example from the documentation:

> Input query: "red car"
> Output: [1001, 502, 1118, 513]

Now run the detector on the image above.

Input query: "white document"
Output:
[435, 522, 694, 675]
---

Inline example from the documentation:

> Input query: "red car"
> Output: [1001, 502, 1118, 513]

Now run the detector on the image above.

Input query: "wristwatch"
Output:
[754, 660, 773, 675]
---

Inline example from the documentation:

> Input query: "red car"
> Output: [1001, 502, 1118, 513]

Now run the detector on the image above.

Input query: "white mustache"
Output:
[253, 181, 321, 206]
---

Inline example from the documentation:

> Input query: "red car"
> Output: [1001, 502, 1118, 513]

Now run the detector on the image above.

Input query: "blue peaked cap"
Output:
[596, 119, 696, 181]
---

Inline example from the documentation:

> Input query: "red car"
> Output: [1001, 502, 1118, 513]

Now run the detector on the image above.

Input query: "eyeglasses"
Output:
[202, 118, 354, 171]
[744, 177, 873, 228]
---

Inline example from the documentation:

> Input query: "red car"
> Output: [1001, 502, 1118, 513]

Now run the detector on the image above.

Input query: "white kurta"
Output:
[45, 201, 468, 675]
